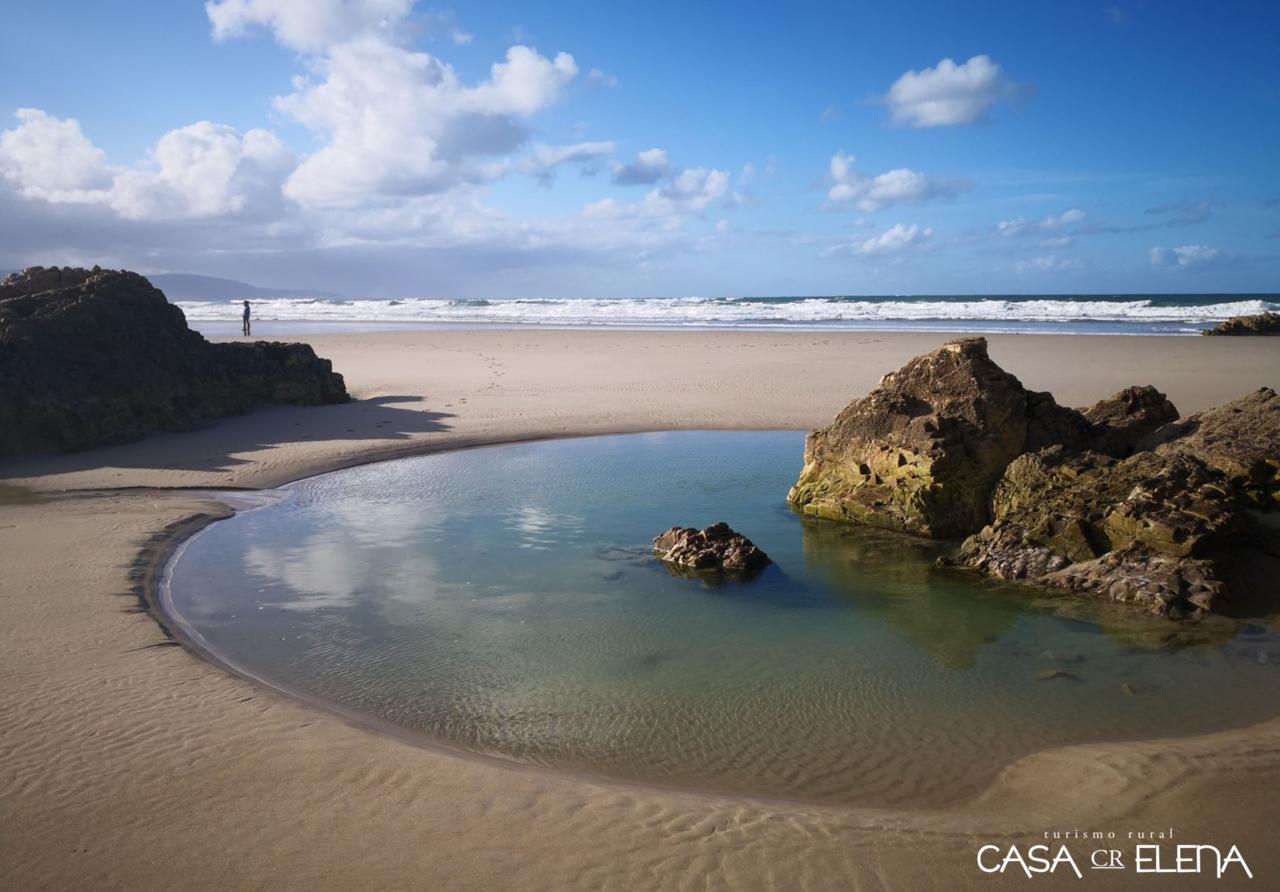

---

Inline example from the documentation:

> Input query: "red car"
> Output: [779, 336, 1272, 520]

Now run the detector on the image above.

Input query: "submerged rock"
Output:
[653, 523, 771, 575]
[1036, 669, 1081, 682]
[0, 266, 348, 456]
[1202, 311, 1280, 336]
[793, 337, 1280, 619]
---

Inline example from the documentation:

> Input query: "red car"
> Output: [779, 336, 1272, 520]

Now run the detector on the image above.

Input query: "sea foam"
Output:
[176, 294, 1278, 333]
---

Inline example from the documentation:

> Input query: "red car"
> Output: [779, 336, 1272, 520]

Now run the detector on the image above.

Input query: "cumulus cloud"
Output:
[994, 208, 1086, 237]
[276, 40, 578, 206]
[0, 109, 113, 201]
[205, 0, 414, 51]
[112, 123, 294, 220]
[612, 148, 670, 185]
[883, 55, 1025, 128]
[857, 222, 932, 254]
[586, 165, 730, 221]
[1, 3, 747, 292]
[825, 152, 968, 212]
[0, 110, 293, 220]
[822, 222, 932, 258]
[1150, 244, 1221, 268]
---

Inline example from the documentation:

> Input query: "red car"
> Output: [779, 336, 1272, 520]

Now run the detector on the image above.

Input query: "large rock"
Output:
[788, 337, 1096, 538]
[653, 523, 771, 575]
[792, 337, 1278, 618]
[0, 266, 348, 456]
[957, 390, 1280, 618]
[1203, 311, 1280, 336]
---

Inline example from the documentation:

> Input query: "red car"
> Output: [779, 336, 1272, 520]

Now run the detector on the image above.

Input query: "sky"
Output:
[1, 0, 1277, 297]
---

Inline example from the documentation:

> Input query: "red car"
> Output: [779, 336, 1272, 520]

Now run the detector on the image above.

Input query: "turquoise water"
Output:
[166, 432, 1280, 807]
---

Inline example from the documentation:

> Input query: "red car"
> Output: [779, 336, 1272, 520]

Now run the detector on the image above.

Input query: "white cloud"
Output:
[822, 222, 933, 258]
[205, 0, 414, 52]
[857, 222, 932, 254]
[518, 141, 615, 185]
[0, 5, 746, 292]
[994, 208, 1086, 237]
[111, 123, 294, 220]
[1015, 254, 1083, 273]
[586, 165, 730, 221]
[0, 109, 113, 201]
[825, 151, 967, 212]
[273, 40, 578, 206]
[586, 68, 618, 87]
[1150, 244, 1221, 268]
[883, 55, 1024, 128]
[612, 148, 670, 185]
[0, 110, 293, 220]
[419, 9, 472, 45]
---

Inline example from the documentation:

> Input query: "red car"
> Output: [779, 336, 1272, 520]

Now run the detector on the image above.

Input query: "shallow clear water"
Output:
[167, 432, 1280, 807]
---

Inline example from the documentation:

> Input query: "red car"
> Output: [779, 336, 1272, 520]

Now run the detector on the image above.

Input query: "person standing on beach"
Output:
[242, 300, 251, 337]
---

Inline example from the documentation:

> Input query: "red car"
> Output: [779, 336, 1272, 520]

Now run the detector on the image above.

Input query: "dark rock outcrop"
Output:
[1142, 388, 1280, 509]
[0, 266, 348, 457]
[653, 523, 771, 575]
[1080, 385, 1179, 458]
[792, 337, 1279, 619]
[957, 389, 1280, 618]
[1203, 311, 1280, 336]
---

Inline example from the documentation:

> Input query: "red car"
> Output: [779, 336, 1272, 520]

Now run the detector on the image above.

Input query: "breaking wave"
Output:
[176, 294, 1278, 334]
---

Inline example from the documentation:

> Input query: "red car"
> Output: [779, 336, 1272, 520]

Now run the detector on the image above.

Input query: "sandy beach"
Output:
[2, 329, 1279, 890]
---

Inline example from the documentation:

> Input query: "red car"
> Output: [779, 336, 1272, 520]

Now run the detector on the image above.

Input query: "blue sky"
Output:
[1, 0, 1277, 297]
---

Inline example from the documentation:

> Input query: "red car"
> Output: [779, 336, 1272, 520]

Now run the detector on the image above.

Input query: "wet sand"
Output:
[1, 330, 1277, 890]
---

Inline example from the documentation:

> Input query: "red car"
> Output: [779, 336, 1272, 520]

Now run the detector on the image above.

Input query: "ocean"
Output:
[177, 293, 1279, 337]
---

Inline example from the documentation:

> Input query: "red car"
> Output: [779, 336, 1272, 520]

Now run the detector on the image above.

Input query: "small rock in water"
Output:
[653, 522, 771, 576]
[1036, 669, 1082, 682]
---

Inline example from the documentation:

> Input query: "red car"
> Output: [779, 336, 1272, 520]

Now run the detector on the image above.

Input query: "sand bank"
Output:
[1, 330, 1277, 890]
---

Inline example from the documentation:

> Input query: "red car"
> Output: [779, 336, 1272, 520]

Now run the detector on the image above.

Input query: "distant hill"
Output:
[144, 273, 345, 301]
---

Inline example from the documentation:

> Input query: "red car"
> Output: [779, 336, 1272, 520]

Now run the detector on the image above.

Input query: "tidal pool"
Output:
[165, 431, 1280, 807]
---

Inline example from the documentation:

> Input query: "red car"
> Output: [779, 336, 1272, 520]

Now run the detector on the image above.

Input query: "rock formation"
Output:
[792, 337, 1280, 619]
[1203, 311, 1280, 336]
[0, 266, 348, 457]
[653, 523, 771, 575]
[787, 337, 1168, 538]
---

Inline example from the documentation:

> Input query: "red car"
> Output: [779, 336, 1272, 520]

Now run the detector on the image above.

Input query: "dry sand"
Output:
[1, 330, 1278, 890]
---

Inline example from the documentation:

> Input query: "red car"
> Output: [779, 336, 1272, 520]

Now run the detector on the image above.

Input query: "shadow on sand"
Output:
[0, 395, 454, 479]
